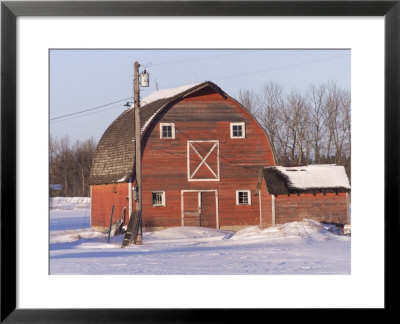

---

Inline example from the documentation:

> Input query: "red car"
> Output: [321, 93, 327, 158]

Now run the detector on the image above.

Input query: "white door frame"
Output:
[181, 189, 219, 229]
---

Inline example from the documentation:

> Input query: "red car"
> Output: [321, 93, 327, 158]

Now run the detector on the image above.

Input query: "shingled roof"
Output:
[260, 165, 351, 196]
[89, 81, 227, 185]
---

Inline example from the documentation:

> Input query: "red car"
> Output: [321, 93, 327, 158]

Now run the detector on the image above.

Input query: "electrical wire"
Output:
[152, 53, 350, 90]
[149, 51, 248, 66]
[50, 97, 132, 121]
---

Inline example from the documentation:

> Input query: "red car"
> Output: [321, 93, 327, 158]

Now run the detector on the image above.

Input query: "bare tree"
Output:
[236, 81, 351, 178]
[307, 84, 328, 164]
[255, 81, 285, 164]
[237, 89, 258, 115]
[49, 136, 97, 197]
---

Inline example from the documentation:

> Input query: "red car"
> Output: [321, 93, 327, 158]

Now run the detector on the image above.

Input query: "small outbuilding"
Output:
[257, 164, 351, 225]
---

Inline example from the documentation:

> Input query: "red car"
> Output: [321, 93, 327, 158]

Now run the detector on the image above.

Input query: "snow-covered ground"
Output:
[49, 198, 351, 275]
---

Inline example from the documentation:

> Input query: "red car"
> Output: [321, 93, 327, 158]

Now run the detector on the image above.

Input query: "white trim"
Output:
[230, 122, 245, 138]
[272, 194, 276, 226]
[259, 189, 262, 226]
[181, 189, 219, 229]
[152, 190, 166, 206]
[160, 122, 175, 139]
[181, 191, 184, 227]
[90, 185, 92, 228]
[215, 190, 219, 229]
[236, 190, 251, 205]
[187, 140, 220, 181]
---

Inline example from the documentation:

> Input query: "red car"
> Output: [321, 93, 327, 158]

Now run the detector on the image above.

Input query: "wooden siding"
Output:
[140, 89, 274, 230]
[91, 183, 130, 230]
[91, 87, 275, 230]
[274, 192, 348, 225]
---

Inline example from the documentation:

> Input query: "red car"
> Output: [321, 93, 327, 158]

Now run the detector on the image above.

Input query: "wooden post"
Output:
[107, 205, 114, 243]
[121, 62, 143, 248]
[134, 61, 143, 245]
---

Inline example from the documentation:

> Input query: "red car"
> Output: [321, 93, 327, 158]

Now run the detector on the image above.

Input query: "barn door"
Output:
[182, 192, 201, 227]
[182, 191, 218, 228]
[200, 192, 217, 228]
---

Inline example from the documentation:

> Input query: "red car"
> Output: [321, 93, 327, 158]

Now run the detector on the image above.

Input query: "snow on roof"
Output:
[140, 83, 202, 107]
[274, 164, 351, 190]
[138, 83, 203, 134]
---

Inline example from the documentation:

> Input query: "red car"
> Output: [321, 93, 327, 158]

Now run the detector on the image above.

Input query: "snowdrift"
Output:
[231, 219, 338, 242]
[50, 219, 344, 246]
[50, 197, 91, 210]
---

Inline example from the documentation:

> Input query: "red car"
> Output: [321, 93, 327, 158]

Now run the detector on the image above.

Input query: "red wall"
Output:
[274, 192, 349, 225]
[91, 183, 130, 230]
[139, 89, 275, 230]
[91, 88, 276, 230]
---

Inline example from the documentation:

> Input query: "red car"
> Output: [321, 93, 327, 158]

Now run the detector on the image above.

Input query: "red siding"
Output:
[91, 183, 130, 230]
[91, 88, 276, 230]
[139, 91, 274, 230]
[274, 192, 348, 225]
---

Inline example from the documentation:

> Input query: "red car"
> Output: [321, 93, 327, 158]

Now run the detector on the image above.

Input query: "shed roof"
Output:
[261, 165, 351, 195]
[89, 81, 227, 185]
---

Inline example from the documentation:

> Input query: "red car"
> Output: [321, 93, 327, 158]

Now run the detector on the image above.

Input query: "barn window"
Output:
[236, 190, 251, 205]
[160, 123, 175, 139]
[230, 122, 245, 138]
[152, 191, 166, 206]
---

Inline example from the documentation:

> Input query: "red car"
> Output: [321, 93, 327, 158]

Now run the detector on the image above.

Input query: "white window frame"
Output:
[236, 190, 251, 205]
[152, 191, 166, 206]
[160, 123, 176, 139]
[230, 122, 245, 138]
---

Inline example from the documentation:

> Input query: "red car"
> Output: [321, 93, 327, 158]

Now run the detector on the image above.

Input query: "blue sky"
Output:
[50, 49, 350, 143]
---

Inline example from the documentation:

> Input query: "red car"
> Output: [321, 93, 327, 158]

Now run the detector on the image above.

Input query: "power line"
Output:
[50, 103, 128, 124]
[211, 53, 350, 82]
[156, 53, 350, 90]
[50, 97, 132, 121]
[50, 54, 349, 123]
[149, 51, 248, 66]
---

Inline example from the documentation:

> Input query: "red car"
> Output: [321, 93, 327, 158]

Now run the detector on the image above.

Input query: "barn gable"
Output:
[89, 82, 229, 185]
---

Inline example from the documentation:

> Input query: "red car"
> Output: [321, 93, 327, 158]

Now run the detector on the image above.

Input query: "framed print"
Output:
[1, 0, 399, 322]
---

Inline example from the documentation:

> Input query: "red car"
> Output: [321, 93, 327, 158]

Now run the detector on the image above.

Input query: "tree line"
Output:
[49, 136, 97, 197]
[237, 81, 351, 178]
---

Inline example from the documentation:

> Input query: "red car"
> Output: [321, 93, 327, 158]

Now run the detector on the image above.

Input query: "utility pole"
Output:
[134, 61, 143, 245]
[122, 61, 144, 247]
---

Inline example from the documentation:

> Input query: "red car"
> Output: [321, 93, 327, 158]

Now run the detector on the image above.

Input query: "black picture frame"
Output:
[1, 0, 399, 322]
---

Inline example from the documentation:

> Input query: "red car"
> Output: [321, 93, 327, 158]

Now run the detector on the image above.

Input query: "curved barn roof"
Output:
[89, 81, 228, 185]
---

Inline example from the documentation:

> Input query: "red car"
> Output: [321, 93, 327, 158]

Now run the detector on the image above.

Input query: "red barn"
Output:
[89, 82, 276, 231]
[258, 165, 351, 226]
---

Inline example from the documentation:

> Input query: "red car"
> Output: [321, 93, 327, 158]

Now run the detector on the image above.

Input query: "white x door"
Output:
[187, 140, 220, 181]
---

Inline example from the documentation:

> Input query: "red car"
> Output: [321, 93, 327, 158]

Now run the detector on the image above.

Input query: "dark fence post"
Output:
[107, 205, 114, 243]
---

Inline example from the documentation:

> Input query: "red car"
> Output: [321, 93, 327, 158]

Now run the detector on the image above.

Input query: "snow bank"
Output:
[50, 229, 104, 244]
[231, 219, 341, 242]
[50, 197, 91, 210]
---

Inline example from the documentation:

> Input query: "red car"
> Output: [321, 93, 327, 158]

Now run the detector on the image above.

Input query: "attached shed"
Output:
[258, 165, 351, 225]
[89, 81, 276, 231]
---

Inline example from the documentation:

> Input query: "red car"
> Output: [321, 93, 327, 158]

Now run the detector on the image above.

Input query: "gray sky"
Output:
[50, 49, 350, 143]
